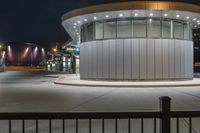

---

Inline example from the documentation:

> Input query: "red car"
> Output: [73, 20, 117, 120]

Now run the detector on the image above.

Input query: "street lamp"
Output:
[7, 45, 13, 62]
[53, 48, 57, 52]
[26, 43, 34, 66]
[23, 47, 29, 58]
[41, 48, 45, 58]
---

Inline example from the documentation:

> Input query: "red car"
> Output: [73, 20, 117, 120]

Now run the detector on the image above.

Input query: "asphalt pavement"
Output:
[0, 71, 200, 132]
[0, 71, 200, 112]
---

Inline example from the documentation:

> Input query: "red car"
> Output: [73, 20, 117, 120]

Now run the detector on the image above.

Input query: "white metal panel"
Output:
[92, 42, 98, 78]
[84, 43, 88, 78]
[162, 39, 169, 79]
[191, 42, 194, 78]
[132, 39, 140, 79]
[180, 41, 185, 78]
[80, 39, 193, 80]
[189, 42, 194, 78]
[187, 41, 192, 78]
[169, 40, 175, 79]
[155, 39, 162, 79]
[124, 39, 132, 80]
[187, 42, 191, 78]
[82, 43, 87, 78]
[116, 39, 124, 79]
[109, 40, 116, 79]
[87, 43, 92, 78]
[139, 39, 147, 79]
[90, 43, 94, 78]
[184, 41, 189, 78]
[80, 44, 84, 78]
[147, 39, 155, 79]
[97, 41, 103, 79]
[175, 40, 181, 78]
[102, 40, 110, 79]
[90, 42, 94, 78]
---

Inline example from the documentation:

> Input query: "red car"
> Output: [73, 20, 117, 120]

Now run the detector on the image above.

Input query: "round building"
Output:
[62, 1, 200, 80]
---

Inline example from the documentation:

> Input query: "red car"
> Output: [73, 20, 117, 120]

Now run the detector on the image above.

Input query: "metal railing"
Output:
[0, 96, 200, 133]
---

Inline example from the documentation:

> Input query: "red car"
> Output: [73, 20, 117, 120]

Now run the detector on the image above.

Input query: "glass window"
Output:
[174, 21, 184, 39]
[162, 20, 171, 38]
[81, 25, 86, 42]
[104, 21, 116, 39]
[81, 18, 191, 42]
[86, 23, 94, 41]
[184, 22, 190, 40]
[117, 20, 132, 38]
[133, 19, 146, 37]
[189, 27, 193, 41]
[95, 22, 103, 39]
[147, 19, 161, 38]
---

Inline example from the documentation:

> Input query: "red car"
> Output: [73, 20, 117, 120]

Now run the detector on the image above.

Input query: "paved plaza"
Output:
[0, 71, 200, 112]
[1, 71, 200, 132]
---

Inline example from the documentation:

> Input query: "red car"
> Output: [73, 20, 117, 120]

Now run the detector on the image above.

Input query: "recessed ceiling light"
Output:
[134, 13, 138, 17]
[198, 23, 200, 25]
[197, 20, 200, 23]
[93, 16, 97, 20]
[77, 21, 81, 24]
[84, 19, 87, 22]
[194, 25, 197, 28]
[73, 26, 76, 28]
[150, 13, 153, 16]
[105, 15, 109, 18]
[164, 14, 168, 17]
[193, 18, 197, 21]
[186, 16, 190, 19]
[119, 13, 123, 17]
[176, 14, 180, 18]
[74, 23, 77, 26]
[149, 18, 152, 22]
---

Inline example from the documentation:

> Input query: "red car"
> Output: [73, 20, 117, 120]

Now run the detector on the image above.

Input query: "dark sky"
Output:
[0, 0, 199, 46]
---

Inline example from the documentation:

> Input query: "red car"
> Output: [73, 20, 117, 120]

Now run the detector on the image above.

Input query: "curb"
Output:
[44, 75, 59, 78]
[54, 80, 200, 88]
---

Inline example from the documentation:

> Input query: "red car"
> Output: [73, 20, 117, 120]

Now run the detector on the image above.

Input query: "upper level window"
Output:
[117, 20, 132, 38]
[162, 19, 172, 38]
[174, 21, 184, 39]
[104, 21, 116, 39]
[80, 18, 192, 42]
[147, 19, 161, 38]
[86, 23, 94, 41]
[95, 22, 103, 39]
[184, 22, 190, 40]
[132, 19, 146, 37]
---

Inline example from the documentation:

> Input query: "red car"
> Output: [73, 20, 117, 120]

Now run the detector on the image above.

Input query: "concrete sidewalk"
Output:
[54, 74, 200, 87]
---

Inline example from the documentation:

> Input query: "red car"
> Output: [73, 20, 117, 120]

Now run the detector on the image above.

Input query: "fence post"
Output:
[159, 96, 171, 133]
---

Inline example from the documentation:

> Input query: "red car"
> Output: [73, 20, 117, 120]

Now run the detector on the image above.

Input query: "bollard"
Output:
[159, 96, 171, 133]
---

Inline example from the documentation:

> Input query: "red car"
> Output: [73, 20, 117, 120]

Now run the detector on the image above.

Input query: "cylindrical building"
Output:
[62, 1, 200, 80]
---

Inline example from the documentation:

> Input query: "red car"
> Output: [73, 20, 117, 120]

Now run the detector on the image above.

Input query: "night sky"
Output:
[0, 0, 199, 47]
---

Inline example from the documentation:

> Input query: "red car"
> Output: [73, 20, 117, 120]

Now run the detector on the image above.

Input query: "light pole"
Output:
[26, 43, 34, 66]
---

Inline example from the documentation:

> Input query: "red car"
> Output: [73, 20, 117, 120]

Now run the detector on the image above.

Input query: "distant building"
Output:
[62, 1, 200, 80]
[193, 28, 200, 72]
[194, 28, 200, 63]
[0, 45, 6, 72]
[46, 41, 80, 73]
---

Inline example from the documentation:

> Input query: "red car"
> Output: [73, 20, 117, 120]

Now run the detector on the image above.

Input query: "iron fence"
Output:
[0, 96, 200, 133]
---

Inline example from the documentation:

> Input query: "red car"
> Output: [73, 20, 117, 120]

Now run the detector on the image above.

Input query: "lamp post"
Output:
[26, 43, 34, 66]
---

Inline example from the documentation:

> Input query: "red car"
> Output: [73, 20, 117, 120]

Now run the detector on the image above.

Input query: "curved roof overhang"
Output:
[61, 1, 200, 42]
[62, 1, 200, 21]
